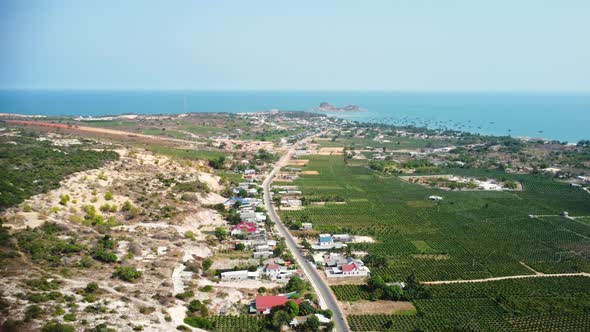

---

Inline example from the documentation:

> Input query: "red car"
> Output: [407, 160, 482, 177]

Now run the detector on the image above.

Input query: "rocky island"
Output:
[315, 102, 366, 112]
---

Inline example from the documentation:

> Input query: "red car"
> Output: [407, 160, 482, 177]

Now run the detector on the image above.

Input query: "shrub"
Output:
[41, 321, 75, 332]
[121, 200, 132, 211]
[104, 192, 113, 201]
[63, 313, 76, 322]
[184, 230, 196, 240]
[23, 204, 33, 212]
[112, 266, 142, 282]
[175, 290, 194, 300]
[198, 285, 213, 292]
[59, 194, 71, 206]
[24, 304, 44, 321]
[183, 316, 212, 329]
[202, 258, 212, 271]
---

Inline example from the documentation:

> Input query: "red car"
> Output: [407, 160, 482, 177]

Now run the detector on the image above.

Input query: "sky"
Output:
[1, 0, 589, 91]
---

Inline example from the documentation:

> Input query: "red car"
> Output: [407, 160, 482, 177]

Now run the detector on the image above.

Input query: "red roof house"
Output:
[264, 263, 280, 271]
[341, 263, 357, 272]
[253, 295, 302, 314]
[231, 221, 257, 235]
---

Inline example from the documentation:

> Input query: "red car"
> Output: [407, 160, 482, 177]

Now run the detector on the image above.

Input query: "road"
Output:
[423, 272, 590, 285]
[263, 135, 350, 332]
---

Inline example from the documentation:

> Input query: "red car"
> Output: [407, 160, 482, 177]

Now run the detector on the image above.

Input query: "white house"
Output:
[318, 234, 333, 246]
[429, 195, 443, 201]
[333, 234, 351, 242]
[281, 199, 302, 207]
[325, 263, 370, 278]
[311, 234, 347, 250]
[301, 222, 313, 231]
[261, 263, 286, 279]
[220, 270, 259, 281]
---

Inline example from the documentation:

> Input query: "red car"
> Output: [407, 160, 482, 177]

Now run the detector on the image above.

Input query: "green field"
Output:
[344, 277, 590, 331]
[281, 156, 590, 281]
[316, 136, 456, 150]
[142, 128, 193, 140]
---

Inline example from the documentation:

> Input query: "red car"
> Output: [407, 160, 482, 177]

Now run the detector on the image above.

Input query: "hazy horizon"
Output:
[1, 1, 589, 91]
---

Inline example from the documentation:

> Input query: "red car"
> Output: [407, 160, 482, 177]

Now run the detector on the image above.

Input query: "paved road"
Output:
[263, 136, 350, 332]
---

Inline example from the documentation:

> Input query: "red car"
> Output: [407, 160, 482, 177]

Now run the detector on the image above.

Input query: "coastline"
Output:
[1, 90, 589, 142]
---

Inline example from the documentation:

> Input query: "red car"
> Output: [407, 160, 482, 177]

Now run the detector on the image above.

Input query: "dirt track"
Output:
[4, 120, 197, 145]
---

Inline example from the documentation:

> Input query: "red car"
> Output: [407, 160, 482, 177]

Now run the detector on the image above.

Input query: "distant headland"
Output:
[314, 102, 366, 112]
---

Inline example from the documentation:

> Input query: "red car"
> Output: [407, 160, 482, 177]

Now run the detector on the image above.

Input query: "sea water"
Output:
[0, 90, 588, 142]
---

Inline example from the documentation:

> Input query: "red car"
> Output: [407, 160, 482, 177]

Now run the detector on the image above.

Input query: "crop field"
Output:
[280, 155, 590, 281]
[316, 136, 457, 150]
[344, 277, 590, 331]
[208, 315, 265, 332]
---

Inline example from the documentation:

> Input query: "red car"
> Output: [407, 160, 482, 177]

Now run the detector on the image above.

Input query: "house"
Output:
[275, 269, 305, 282]
[230, 222, 257, 236]
[429, 195, 443, 201]
[250, 295, 302, 314]
[318, 234, 333, 247]
[301, 222, 313, 231]
[262, 263, 285, 279]
[281, 199, 302, 207]
[290, 314, 331, 327]
[253, 249, 274, 259]
[325, 263, 370, 278]
[333, 234, 351, 242]
[311, 234, 347, 250]
[220, 270, 258, 281]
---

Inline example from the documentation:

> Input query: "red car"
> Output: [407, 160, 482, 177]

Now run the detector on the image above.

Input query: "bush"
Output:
[121, 200, 133, 211]
[41, 321, 75, 332]
[24, 304, 44, 321]
[175, 290, 194, 300]
[198, 285, 213, 292]
[59, 194, 71, 206]
[112, 266, 142, 282]
[183, 316, 212, 329]
[202, 258, 213, 271]
[63, 313, 76, 322]
[104, 192, 113, 201]
[184, 230, 196, 240]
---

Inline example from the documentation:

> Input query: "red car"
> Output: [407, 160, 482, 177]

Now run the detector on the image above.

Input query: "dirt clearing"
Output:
[301, 170, 319, 175]
[341, 300, 416, 315]
[317, 147, 344, 155]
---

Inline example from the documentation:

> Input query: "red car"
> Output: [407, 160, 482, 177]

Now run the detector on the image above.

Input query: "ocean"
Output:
[0, 90, 588, 142]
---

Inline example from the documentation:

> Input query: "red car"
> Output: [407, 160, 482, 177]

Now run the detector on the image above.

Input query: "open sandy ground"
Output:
[341, 300, 416, 315]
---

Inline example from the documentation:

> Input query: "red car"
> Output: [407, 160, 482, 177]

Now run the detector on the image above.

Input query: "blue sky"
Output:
[1, 0, 589, 91]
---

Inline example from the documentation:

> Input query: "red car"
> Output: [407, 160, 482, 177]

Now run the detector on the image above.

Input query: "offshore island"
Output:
[314, 102, 366, 113]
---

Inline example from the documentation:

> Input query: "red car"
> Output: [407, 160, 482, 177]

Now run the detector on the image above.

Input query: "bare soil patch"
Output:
[287, 160, 309, 166]
[301, 170, 319, 175]
[341, 300, 416, 315]
[317, 147, 344, 155]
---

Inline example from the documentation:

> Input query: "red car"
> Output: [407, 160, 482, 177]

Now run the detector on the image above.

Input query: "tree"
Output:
[271, 310, 291, 329]
[299, 301, 316, 316]
[326, 321, 335, 332]
[301, 315, 320, 332]
[208, 156, 226, 169]
[214, 227, 227, 241]
[285, 276, 307, 293]
[272, 195, 281, 209]
[285, 300, 300, 318]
